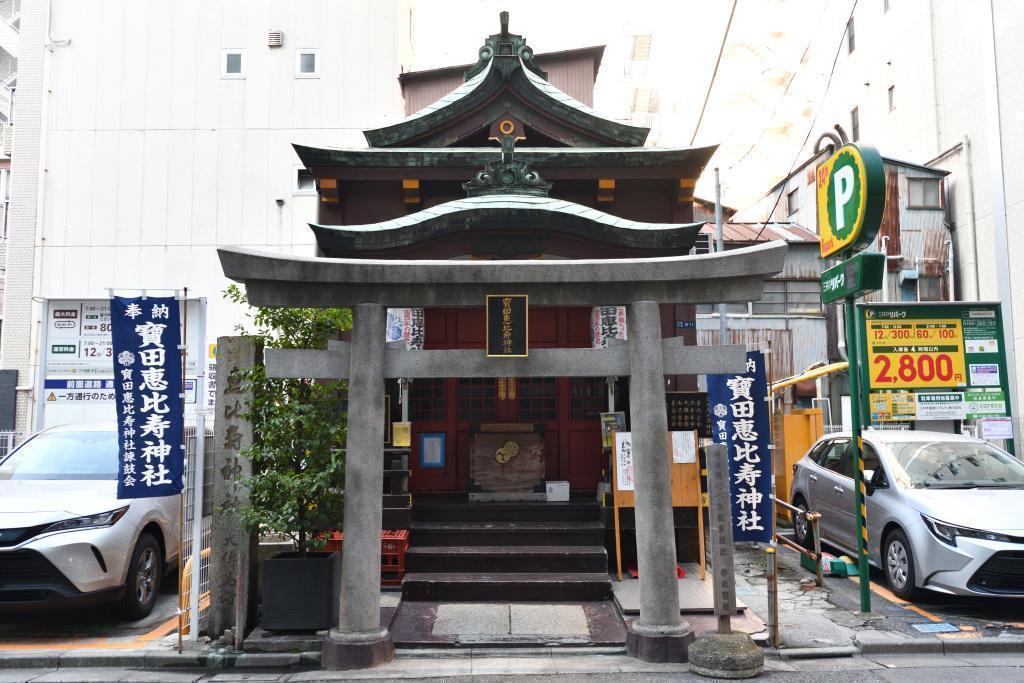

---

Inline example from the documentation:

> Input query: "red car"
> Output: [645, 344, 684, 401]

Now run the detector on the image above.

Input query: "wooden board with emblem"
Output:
[468, 424, 545, 501]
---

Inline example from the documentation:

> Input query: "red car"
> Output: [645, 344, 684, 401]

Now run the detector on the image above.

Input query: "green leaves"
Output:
[224, 285, 351, 555]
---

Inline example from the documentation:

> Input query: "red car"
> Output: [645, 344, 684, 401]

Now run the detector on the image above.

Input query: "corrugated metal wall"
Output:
[697, 316, 828, 389]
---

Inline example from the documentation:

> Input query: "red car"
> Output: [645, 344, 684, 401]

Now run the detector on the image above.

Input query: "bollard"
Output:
[766, 547, 779, 649]
[810, 513, 824, 588]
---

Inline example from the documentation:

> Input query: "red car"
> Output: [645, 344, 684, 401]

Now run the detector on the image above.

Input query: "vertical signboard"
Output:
[110, 296, 185, 499]
[707, 351, 773, 543]
[486, 295, 528, 357]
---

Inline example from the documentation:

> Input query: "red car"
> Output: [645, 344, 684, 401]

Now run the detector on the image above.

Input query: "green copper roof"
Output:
[311, 194, 703, 256]
[363, 14, 648, 148]
[293, 144, 718, 172]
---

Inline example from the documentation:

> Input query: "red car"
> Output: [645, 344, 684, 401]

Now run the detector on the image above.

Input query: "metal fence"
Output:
[180, 412, 214, 638]
[0, 430, 21, 459]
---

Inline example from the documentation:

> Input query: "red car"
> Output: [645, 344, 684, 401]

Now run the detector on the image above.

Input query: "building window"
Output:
[751, 280, 823, 316]
[518, 378, 557, 421]
[847, 17, 856, 53]
[458, 378, 497, 422]
[908, 177, 942, 208]
[696, 302, 750, 316]
[850, 106, 860, 142]
[410, 378, 446, 422]
[631, 35, 653, 61]
[786, 188, 800, 217]
[295, 49, 319, 78]
[570, 377, 606, 421]
[221, 50, 245, 79]
[888, 85, 895, 111]
[295, 168, 316, 194]
[917, 275, 943, 302]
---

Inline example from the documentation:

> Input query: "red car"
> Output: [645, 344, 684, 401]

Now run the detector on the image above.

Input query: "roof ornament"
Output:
[464, 11, 548, 82]
[463, 132, 552, 198]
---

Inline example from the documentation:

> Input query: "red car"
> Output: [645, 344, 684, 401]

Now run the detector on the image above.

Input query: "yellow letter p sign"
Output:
[817, 143, 885, 258]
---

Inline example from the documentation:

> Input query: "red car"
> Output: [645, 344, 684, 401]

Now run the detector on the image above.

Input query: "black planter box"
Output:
[261, 551, 340, 632]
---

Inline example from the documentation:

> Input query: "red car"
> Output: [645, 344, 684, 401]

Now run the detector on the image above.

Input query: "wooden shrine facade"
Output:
[291, 13, 720, 493]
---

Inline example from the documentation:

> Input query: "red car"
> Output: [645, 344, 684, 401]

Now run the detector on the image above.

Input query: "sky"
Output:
[409, 0, 853, 211]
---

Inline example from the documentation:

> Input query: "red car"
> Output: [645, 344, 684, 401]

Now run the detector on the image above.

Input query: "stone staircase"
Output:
[402, 498, 612, 602]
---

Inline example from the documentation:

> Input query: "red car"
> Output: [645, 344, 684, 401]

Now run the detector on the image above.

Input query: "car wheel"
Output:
[883, 529, 920, 601]
[792, 496, 813, 549]
[122, 533, 162, 619]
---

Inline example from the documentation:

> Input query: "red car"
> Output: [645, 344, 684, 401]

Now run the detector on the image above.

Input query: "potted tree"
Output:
[225, 285, 351, 632]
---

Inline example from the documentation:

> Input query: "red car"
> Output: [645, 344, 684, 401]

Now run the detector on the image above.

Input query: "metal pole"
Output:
[811, 513, 824, 588]
[766, 547, 778, 648]
[844, 299, 871, 612]
[715, 168, 727, 345]
[189, 412, 206, 639]
[178, 287, 188, 654]
[880, 236, 890, 303]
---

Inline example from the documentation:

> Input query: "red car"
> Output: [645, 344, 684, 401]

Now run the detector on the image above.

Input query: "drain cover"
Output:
[912, 622, 959, 633]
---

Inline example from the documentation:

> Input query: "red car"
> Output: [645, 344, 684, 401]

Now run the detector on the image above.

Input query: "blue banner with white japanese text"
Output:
[111, 296, 184, 499]
[707, 350, 773, 543]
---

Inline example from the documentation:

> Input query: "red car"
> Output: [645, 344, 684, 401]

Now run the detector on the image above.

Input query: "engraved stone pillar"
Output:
[322, 303, 394, 669]
[625, 301, 695, 662]
[210, 336, 259, 640]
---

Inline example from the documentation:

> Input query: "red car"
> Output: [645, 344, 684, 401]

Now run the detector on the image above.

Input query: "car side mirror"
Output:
[863, 468, 888, 495]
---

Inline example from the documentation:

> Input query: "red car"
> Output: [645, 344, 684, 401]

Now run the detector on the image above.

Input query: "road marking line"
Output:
[0, 612, 180, 651]
[847, 575, 945, 622]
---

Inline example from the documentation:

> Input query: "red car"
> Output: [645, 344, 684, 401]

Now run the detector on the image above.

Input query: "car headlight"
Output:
[921, 514, 1011, 547]
[42, 506, 130, 535]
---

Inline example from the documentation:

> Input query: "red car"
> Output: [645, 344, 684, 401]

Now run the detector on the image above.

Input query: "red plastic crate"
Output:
[322, 530, 408, 585]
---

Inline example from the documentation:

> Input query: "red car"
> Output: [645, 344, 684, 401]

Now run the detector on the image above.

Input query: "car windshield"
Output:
[0, 430, 118, 481]
[888, 440, 1024, 489]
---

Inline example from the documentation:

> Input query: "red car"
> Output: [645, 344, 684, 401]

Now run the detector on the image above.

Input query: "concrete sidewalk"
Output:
[0, 648, 1023, 681]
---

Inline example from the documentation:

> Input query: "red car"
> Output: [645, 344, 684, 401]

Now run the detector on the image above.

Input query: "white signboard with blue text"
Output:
[39, 298, 206, 428]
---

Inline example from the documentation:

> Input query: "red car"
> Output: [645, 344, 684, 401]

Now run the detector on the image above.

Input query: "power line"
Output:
[726, 0, 833, 173]
[753, 0, 859, 242]
[689, 0, 738, 146]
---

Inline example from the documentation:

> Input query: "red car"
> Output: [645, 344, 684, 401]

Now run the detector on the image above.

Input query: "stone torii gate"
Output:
[218, 240, 787, 669]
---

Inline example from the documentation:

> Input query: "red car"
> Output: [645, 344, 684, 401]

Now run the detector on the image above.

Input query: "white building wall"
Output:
[3, 0, 411, 433]
[757, 0, 1024, 440]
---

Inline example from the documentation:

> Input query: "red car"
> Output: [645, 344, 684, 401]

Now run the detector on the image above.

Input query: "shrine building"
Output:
[219, 13, 786, 667]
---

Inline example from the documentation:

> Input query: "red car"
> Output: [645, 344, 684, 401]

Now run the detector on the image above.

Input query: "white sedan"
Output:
[0, 423, 180, 617]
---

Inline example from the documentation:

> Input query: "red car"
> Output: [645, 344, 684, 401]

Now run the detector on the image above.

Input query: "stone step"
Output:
[405, 545, 608, 573]
[401, 572, 613, 602]
[412, 501, 600, 524]
[410, 521, 605, 547]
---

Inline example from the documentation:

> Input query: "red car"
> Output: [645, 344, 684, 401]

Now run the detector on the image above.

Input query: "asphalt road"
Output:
[776, 531, 1024, 637]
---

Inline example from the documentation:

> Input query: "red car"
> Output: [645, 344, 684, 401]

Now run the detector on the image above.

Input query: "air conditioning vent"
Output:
[267, 30, 284, 47]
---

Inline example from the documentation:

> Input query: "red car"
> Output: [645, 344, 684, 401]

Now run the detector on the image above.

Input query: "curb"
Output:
[856, 636, 1024, 656]
[777, 646, 858, 659]
[0, 650, 322, 670]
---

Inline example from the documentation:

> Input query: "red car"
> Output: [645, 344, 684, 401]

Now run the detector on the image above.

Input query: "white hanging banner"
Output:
[386, 308, 425, 350]
[591, 306, 627, 348]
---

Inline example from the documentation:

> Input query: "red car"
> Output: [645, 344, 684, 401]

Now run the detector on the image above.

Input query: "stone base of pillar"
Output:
[625, 622, 695, 663]
[321, 629, 394, 670]
[687, 632, 764, 679]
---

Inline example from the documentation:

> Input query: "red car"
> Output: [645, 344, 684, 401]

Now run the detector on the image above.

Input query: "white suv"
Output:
[0, 424, 180, 617]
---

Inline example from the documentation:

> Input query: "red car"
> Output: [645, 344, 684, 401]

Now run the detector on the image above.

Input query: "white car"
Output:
[790, 429, 1024, 600]
[0, 424, 180, 617]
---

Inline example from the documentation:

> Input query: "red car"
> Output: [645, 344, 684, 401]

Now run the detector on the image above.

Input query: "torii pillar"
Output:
[321, 303, 394, 669]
